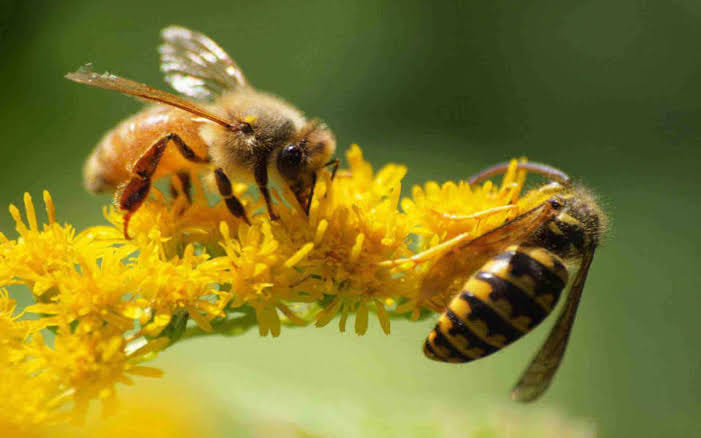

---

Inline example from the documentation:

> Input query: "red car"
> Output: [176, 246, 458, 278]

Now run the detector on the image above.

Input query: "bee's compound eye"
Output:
[278, 143, 304, 180]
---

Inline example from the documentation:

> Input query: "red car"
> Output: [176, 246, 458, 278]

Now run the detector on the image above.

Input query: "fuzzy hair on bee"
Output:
[67, 26, 338, 238]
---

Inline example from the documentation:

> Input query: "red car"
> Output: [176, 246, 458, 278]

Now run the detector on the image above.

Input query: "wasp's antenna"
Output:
[468, 161, 571, 186]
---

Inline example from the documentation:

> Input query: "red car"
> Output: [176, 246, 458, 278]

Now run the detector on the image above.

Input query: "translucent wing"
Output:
[510, 248, 596, 402]
[65, 64, 236, 130]
[420, 199, 561, 310]
[159, 25, 248, 101]
[454, 200, 558, 251]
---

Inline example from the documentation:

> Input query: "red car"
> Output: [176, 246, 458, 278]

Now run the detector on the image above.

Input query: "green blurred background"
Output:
[2, 1, 700, 436]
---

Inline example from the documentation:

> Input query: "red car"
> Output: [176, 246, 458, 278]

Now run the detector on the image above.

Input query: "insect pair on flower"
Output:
[67, 26, 607, 402]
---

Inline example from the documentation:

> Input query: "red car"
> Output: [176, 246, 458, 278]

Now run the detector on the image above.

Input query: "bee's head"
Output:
[277, 142, 305, 181]
[277, 122, 336, 208]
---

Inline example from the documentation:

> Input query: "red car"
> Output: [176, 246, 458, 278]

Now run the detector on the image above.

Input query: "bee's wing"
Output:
[159, 25, 248, 101]
[66, 64, 235, 130]
[420, 200, 559, 308]
[510, 248, 596, 402]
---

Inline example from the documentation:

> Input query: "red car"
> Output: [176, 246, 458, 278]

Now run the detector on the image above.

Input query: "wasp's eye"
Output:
[278, 143, 304, 180]
[550, 197, 564, 210]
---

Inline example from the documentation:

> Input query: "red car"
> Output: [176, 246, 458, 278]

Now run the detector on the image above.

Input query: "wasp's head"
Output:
[535, 187, 608, 259]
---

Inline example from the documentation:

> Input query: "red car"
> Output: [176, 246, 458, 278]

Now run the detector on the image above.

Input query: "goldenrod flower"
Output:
[103, 176, 249, 257]
[402, 161, 526, 241]
[131, 240, 224, 335]
[0, 192, 112, 298]
[0, 289, 33, 352]
[201, 220, 309, 337]
[0, 146, 538, 428]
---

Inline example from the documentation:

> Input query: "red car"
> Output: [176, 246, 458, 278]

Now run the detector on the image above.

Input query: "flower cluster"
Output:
[0, 146, 539, 429]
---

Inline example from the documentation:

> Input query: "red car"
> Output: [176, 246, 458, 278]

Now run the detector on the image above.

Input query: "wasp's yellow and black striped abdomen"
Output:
[423, 164, 608, 401]
[424, 244, 569, 363]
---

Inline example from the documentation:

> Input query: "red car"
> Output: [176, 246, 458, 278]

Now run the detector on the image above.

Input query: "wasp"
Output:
[421, 162, 607, 402]
[66, 26, 337, 238]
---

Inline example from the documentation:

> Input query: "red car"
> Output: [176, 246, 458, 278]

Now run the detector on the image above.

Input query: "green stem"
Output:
[179, 310, 258, 342]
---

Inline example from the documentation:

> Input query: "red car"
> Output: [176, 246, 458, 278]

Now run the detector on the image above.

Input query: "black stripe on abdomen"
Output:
[493, 249, 566, 300]
[475, 271, 547, 328]
[426, 325, 472, 362]
[444, 309, 499, 358]
[460, 292, 524, 345]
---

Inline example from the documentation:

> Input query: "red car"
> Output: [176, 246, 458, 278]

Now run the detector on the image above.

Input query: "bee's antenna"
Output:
[467, 161, 571, 186]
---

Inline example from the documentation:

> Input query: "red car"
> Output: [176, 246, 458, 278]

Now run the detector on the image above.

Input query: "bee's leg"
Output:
[214, 168, 250, 225]
[120, 133, 209, 239]
[304, 159, 341, 212]
[254, 158, 279, 220]
[168, 134, 211, 164]
[169, 172, 192, 203]
[324, 158, 340, 180]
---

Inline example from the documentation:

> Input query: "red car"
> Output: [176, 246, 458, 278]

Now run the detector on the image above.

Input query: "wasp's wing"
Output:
[159, 25, 248, 101]
[66, 64, 235, 129]
[420, 200, 560, 309]
[454, 201, 556, 251]
[510, 248, 595, 402]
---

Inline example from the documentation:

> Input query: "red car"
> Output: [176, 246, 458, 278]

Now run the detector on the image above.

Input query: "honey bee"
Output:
[66, 26, 338, 237]
[421, 162, 607, 402]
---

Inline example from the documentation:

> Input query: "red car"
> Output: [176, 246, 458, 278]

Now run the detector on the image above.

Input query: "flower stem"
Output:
[179, 310, 258, 341]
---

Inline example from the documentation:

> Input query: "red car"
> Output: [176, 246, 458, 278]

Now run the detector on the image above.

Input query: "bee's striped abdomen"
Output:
[424, 244, 569, 363]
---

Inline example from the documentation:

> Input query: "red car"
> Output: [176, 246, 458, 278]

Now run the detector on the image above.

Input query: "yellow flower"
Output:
[402, 158, 526, 242]
[0, 289, 34, 355]
[1, 326, 166, 429]
[41, 323, 165, 421]
[130, 240, 224, 335]
[103, 177, 250, 257]
[0, 145, 546, 427]
[0, 290, 66, 429]
[201, 221, 309, 337]
[0, 192, 115, 297]
[390, 159, 530, 315]
[295, 146, 417, 335]
[0, 354, 68, 430]
[24, 246, 140, 329]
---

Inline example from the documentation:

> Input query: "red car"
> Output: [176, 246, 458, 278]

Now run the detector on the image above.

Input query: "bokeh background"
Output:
[2, 1, 700, 436]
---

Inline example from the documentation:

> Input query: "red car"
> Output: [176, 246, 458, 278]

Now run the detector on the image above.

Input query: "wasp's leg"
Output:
[430, 205, 518, 222]
[377, 232, 472, 268]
